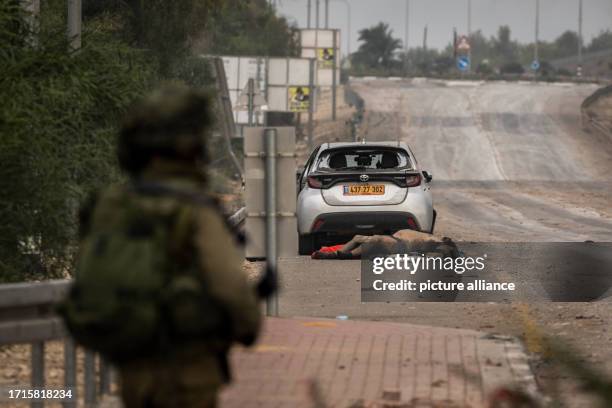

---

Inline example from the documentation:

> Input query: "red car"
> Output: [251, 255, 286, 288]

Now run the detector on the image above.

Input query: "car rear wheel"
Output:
[299, 234, 317, 256]
[429, 210, 437, 234]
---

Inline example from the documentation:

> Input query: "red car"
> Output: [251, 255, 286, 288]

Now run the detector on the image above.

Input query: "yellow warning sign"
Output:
[317, 48, 335, 69]
[288, 86, 311, 112]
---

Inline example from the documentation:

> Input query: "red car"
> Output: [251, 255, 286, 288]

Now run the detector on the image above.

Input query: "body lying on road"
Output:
[312, 229, 460, 259]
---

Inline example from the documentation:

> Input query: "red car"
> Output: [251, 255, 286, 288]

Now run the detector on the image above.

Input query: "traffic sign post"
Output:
[457, 56, 470, 72]
[455, 34, 471, 74]
[456, 35, 471, 53]
[237, 78, 267, 127]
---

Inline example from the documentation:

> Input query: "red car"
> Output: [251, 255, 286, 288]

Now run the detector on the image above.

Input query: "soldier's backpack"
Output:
[58, 182, 229, 363]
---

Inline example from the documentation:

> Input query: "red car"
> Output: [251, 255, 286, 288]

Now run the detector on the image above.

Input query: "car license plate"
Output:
[343, 184, 385, 196]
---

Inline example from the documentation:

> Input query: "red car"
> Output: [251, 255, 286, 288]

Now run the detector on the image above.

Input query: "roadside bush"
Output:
[539, 61, 556, 77]
[500, 61, 525, 74]
[1, 0, 301, 282]
[475, 62, 494, 75]
[0, 3, 156, 282]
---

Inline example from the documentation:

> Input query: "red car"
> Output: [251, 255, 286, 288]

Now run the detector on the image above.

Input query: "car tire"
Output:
[299, 234, 316, 256]
[429, 210, 437, 234]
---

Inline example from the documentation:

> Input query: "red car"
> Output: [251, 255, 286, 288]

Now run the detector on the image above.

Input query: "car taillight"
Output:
[406, 174, 421, 187]
[407, 217, 418, 230]
[307, 176, 323, 189]
[312, 219, 325, 231]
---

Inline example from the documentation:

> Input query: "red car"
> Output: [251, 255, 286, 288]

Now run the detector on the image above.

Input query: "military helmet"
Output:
[118, 84, 214, 174]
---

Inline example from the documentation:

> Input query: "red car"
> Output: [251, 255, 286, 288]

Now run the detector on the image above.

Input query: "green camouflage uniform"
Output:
[112, 159, 261, 408]
[87, 85, 262, 408]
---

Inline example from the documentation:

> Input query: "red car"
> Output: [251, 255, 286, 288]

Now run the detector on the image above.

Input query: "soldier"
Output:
[61, 85, 263, 408]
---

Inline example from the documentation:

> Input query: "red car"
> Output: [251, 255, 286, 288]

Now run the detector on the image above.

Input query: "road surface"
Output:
[355, 78, 612, 242]
[275, 79, 612, 405]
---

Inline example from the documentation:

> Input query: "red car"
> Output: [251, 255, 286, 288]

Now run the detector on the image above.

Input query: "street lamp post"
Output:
[467, 0, 472, 36]
[467, 0, 472, 73]
[67, 0, 82, 50]
[578, 0, 583, 76]
[534, 0, 540, 80]
[307, 0, 311, 28]
[404, 0, 410, 76]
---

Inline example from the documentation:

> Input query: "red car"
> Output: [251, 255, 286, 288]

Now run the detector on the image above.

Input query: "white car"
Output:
[296, 141, 436, 255]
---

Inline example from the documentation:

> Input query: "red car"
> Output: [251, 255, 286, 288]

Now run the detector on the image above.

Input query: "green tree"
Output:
[1, 0, 301, 282]
[468, 30, 492, 68]
[475, 60, 494, 75]
[82, 0, 220, 77]
[553, 30, 580, 59]
[82, 0, 299, 71]
[588, 30, 612, 52]
[199, 0, 299, 56]
[352, 22, 402, 70]
[0, 1, 155, 282]
[494, 25, 518, 63]
[397, 48, 446, 75]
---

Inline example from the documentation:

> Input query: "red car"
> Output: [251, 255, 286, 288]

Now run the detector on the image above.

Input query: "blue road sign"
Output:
[531, 60, 540, 71]
[457, 56, 470, 72]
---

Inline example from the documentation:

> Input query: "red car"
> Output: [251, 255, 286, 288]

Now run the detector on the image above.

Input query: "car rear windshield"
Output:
[315, 148, 412, 171]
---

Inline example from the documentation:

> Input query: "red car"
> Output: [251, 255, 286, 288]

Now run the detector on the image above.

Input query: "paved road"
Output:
[353, 78, 612, 242]
[275, 79, 612, 406]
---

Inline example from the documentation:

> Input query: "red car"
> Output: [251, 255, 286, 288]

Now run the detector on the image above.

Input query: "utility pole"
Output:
[67, 0, 82, 51]
[534, 0, 540, 80]
[332, 30, 337, 120]
[467, 0, 472, 36]
[307, 59, 315, 150]
[325, 0, 329, 29]
[578, 0, 583, 77]
[467, 0, 472, 73]
[453, 27, 457, 60]
[264, 128, 278, 317]
[404, 0, 410, 76]
[247, 78, 255, 126]
[22, 0, 40, 45]
[307, 0, 311, 29]
[316, 0, 320, 30]
[22, 0, 40, 17]
[422, 25, 428, 73]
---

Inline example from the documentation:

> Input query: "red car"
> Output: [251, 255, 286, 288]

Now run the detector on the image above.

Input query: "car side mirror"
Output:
[422, 171, 433, 183]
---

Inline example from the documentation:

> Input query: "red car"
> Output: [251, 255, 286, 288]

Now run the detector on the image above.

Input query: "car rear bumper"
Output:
[310, 211, 420, 235]
[297, 188, 434, 234]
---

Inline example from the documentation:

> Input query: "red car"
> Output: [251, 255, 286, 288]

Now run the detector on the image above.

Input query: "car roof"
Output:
[320, 141, 410, 150]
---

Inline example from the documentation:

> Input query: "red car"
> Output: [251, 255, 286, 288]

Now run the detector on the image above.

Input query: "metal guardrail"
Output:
[0, 280, 94, 408]
[228, 207, 246, 227]
[349, 73, 611, 84]
[0, 208, 247, 407]
[210, 57, 244, 182]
